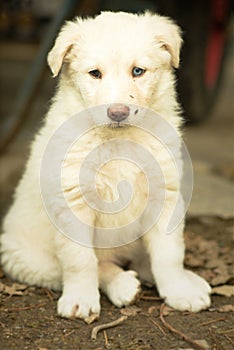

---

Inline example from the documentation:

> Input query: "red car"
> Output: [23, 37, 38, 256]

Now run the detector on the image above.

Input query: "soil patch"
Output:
[0, 216, 233, 350]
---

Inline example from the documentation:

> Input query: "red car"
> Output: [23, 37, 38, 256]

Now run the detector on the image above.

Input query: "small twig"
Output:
[0, 303, 46, 312]
[103, 330, 109, 348]
[2, 295, 13, 302]
[91, 315, 128, 340]
[159, 303, 209, 350]
[149, 317, 166, 336]
[208, 329, 220, 350]
[140, 295, 162, 301]
[225, 334, 234, 347]
[217, 327, 234, 334]
[62, 330, 75, 339]
[43, 288, 54, 303]
[198, 317, 225, 327]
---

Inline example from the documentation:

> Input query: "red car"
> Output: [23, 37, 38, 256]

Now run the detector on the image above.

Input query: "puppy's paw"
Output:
[57, 288, 100, 321]
[160, 270, 211, 312]
[106, 270, 141, 307]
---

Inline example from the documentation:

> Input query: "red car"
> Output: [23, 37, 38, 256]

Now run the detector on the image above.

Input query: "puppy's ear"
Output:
[47, 20, 80, 77]
[155, 17, 182, 68]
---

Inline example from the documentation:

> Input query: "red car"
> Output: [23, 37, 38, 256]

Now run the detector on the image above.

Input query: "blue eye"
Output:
[132, 67, 145, 77]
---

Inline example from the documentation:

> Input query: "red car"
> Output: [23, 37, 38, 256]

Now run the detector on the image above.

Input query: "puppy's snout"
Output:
[107, 104, 130, 122]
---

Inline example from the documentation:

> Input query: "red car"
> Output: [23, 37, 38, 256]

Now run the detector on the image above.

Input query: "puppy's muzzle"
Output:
[107, 104, 130, 122]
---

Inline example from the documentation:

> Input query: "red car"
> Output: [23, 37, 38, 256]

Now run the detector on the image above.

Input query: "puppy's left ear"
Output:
[47, 20, 80, 77]
[155, 17, 182, 68]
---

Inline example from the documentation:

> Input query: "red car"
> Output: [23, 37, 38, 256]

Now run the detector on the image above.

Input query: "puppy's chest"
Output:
[61, 127, 171, 226]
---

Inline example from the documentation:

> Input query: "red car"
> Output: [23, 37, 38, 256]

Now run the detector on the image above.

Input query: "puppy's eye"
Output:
[132, 67, 145, 77]
[89, 69, 102, 79]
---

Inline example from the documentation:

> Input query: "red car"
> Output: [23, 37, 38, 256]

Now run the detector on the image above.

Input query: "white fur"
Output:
[0, 12, 211, 320]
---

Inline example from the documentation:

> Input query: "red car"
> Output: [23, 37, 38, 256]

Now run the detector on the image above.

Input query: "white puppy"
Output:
[0, 12, 211, 321]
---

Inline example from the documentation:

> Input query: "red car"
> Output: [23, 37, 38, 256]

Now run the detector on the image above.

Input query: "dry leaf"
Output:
[120, 306, 141, 317]
[184, 228, 234, 288]
[84, 313, 99, 324]
[205, 259, 219, 269]
[161, 305, 174, 316]
[0, 282, 28, 296]
[196, 339, 210, 349]
[185, 253, 204, 267]
[212, 285, 234, 297]
[211, 274, 231, 286]
[148, 306, 158, 316]
[217, 304, 234, 312]
[210, 264, 231, 286]
[198, 270, 216, 284]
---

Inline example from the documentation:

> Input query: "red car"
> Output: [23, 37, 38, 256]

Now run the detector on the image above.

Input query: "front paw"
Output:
[57, 288, 100, 321]
[159, 270, 211, 312]
[106, 270, 141, 307]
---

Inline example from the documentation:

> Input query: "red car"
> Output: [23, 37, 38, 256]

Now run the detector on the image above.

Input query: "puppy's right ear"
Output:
[47, 20, 80, 77]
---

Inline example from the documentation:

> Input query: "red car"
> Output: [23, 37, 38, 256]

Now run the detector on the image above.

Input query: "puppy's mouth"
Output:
[108, 120, 129, 129]
[107, 104, 130, 127]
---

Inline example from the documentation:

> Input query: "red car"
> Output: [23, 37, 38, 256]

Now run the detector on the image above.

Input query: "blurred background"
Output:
[0, 0, 233, 220]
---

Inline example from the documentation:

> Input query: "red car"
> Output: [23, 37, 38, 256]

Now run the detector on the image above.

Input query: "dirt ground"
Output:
[0, 215, 233, 350]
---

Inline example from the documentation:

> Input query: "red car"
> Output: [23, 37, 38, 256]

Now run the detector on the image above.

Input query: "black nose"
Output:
[107, 104, 130, 122]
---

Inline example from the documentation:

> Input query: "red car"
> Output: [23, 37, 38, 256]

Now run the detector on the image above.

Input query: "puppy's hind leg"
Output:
[0, 226, 63, 291]
[0, 234, 63, 291]
[98, 261, 141, 307]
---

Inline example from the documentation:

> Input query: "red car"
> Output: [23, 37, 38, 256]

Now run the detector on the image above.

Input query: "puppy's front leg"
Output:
[143, 220, 211, 312]
[55, 233, 100, 320]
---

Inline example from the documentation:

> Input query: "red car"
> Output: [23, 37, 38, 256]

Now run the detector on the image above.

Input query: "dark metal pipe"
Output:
[0, 0, 79, 153]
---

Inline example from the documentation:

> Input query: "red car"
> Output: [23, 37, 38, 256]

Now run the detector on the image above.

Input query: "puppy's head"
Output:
[48, 12, 182, 123]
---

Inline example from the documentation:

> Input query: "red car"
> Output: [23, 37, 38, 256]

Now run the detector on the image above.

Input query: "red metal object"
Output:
[205, 0, 229, 88]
